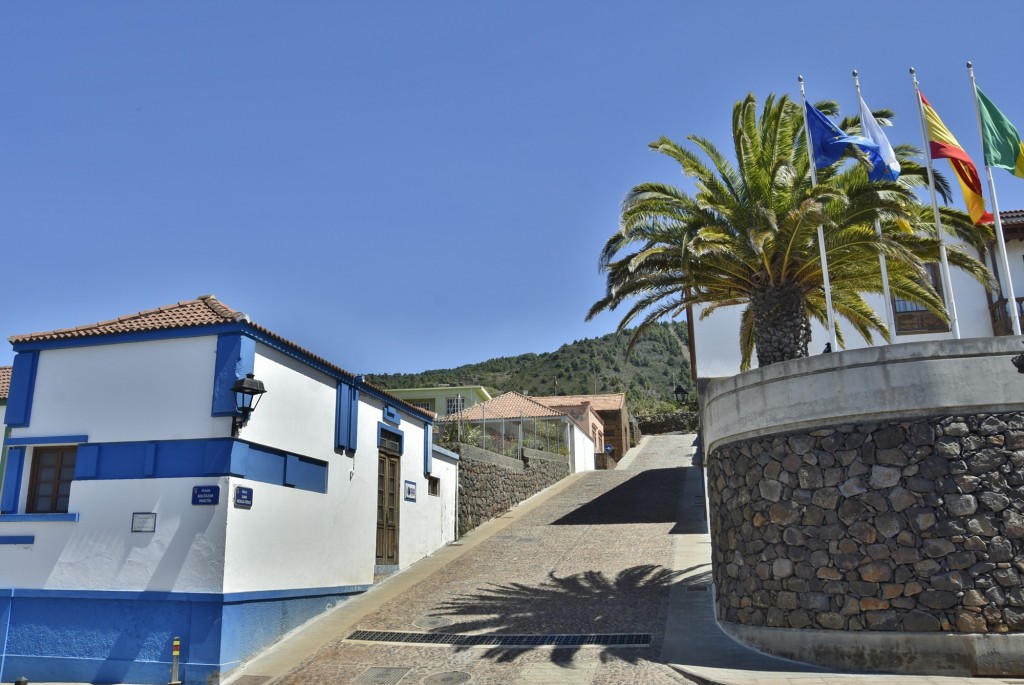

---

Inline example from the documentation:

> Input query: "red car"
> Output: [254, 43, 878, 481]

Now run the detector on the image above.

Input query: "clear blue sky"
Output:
[3, 2, 1023, 374]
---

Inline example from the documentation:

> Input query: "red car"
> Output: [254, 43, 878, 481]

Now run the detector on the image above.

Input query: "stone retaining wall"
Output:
[709, 412, 1024, 636]
[636, 411, 698, 435]
[458, 445, 569, 535]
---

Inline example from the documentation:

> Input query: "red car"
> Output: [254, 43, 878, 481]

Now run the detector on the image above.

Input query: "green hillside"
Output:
[367, 321, 694, 415]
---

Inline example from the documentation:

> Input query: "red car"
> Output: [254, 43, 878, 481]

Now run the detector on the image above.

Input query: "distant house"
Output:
[533, 393, 631, 464]
[0, 296, 456, 685]
[385, 385, 492, 418]
[693, 210, 1024, 381]
[442, 391, 596, 473]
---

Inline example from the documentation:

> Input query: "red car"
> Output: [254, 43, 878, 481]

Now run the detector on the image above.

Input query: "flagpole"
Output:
[967, 61, 1021, 336]
[910, 67, 961, 339]
[798, 75, 838, 351]
[853, 69, 896, 341]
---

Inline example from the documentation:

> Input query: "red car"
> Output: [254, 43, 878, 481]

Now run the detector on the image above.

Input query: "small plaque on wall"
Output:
[404, 480, 417, 502]
[192, 486, 220, 505]
[132, 512, 157, 533]
[234, 486, 254, 509]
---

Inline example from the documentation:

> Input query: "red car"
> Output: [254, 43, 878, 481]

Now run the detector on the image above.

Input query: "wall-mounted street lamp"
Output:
[232, 373, 267, 436]
[674, 385, 688, 404]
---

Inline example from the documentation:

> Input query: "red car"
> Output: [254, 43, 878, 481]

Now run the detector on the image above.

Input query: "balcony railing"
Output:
[989, 297, 1024, 336]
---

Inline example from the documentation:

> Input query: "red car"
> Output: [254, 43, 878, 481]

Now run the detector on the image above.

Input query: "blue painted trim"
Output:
[0, 536, 33, 545]
[5, 351, 39, 427]
[0, 447, 26, 514]
[70, 438, 327, 494]
[433, 445, 460, 461]
[335, 382, 360, 451]
[383, 404, 400, 425]
[424, 422, 432, 475]
[3, 584, 371, 603]
[356, 379, 433, 424]
[0, 513, 79, 522]
[4, 434, 88, 446]
[378, 422, 404, 455]
[211, 333, 256, 417]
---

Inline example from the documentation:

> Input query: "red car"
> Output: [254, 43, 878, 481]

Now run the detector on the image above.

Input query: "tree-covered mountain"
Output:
[367, 321, 693, 415]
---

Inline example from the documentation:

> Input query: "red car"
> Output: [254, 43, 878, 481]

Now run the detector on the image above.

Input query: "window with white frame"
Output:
[446, 396, 464, 415]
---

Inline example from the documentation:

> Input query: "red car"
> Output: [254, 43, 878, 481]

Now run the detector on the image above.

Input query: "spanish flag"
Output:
[920, 92, 993, 225]
[976, 86, 1024, 179]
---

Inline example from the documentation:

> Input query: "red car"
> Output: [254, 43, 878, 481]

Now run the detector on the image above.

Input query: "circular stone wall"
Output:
[702, 338, 1024, 675]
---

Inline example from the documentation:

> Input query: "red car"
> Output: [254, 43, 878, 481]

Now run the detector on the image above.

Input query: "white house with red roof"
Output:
[443, 391, 596, 473]
[0, 295, 457, 684]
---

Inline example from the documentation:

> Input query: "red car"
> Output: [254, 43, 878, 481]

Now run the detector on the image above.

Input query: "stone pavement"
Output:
[223, 435, 1024, 685]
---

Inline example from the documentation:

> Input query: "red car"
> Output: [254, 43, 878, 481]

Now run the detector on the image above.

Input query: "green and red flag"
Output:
[976, 86, 1024, 179]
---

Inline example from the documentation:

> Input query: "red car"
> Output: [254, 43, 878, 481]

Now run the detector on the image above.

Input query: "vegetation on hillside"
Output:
[366, 321, 693, 415]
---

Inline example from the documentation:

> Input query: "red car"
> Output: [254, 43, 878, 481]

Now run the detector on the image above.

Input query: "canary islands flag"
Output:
[858, 95, 900, 182]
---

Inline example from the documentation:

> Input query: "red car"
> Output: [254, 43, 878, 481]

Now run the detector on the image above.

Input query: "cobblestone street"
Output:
[264, 434, 699, 685]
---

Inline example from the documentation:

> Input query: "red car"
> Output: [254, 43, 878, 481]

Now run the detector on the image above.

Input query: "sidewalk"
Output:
[221, 434, 1024, 685]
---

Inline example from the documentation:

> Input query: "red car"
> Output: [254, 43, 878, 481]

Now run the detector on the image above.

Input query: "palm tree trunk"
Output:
[751, 284, 811, 367]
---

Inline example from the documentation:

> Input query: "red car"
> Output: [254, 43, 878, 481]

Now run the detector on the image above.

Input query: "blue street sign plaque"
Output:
[604, 444, 614, 455]
[234, 486, 253, 509]
[192, 486, 220, 506]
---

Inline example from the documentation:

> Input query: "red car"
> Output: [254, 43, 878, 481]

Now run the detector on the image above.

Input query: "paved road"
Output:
[232, 434, 699, 685]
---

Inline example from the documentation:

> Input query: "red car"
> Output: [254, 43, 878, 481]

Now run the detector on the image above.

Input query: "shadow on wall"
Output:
[430, 564, 702, 664]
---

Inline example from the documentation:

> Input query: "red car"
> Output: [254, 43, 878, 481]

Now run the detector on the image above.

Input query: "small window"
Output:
[28, 446, 77, 514]
[428, 476, 440, 497]
[893, 264, 950, 335]
[411, 400, 433, 412]
[446, 396, 464, 415]
[379, 428, 402, 455]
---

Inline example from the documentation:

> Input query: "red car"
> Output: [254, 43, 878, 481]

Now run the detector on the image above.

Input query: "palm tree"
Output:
[588, 93, 994, 370]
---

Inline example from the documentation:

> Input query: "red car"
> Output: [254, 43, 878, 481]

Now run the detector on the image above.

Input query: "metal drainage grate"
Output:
[347, 630, 651, 647]
[353, 666, 411, 684]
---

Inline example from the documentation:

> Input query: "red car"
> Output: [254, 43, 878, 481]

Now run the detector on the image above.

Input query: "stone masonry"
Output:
[457, 444, 569, 535]
[708, 412, 1024, 634]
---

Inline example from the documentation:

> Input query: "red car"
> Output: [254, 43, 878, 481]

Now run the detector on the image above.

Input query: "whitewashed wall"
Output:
[11, 337, 228, 443]
[398, 451, 457, 569]
[0, 476, 228, 592]
[694, 255, 998, 380]
[569, 425, 595, 473]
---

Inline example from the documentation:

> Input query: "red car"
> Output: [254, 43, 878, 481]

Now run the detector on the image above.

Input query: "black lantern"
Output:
[231, 373, 267, 435]
[674, 385, 688, 403]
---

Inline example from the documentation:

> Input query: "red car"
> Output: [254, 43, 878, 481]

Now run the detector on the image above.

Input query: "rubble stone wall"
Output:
[457, 445, 569, 535]
[708, 413, 1024, 635]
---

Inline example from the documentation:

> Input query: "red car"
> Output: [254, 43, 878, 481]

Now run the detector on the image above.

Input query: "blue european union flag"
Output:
[805, 101, 881, 171]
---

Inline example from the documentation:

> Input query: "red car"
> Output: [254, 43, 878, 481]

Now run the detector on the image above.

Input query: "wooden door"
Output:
[376, 453, 400, 564]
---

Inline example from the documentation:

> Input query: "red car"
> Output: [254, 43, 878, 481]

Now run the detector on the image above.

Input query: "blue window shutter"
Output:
[6, 351, 39, 427]
[423, 422, 433, 475]
[336, 382, 361, 451]
[1, 447, 27, 513]
[349, 387, 359, 449]
[211, 334, 255, 416]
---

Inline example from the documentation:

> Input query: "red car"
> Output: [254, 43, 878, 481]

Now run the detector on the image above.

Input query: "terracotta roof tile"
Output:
[445, 391, 562, 421]
[0, 366, 10, 402]
[532, 393, 626, 412]
[6, 296, 430, 419]
[8, 295, 242, 343]
[1001, 209, 1024, 228]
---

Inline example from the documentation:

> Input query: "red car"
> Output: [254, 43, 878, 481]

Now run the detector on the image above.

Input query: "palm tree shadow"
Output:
[431, 564, 708, 664]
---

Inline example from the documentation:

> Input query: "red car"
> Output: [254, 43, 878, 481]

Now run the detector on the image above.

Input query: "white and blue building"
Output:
[0, 295, 457, 684]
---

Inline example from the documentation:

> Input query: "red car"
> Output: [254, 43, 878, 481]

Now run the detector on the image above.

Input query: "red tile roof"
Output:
[0, 366, 10, 402]
[1001, 209, 1024, 228]
[8, 295, 241, 343]
[532, 393, 626, 412]
[7, 296, 432, 418]
[446, 391, 563, 421]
